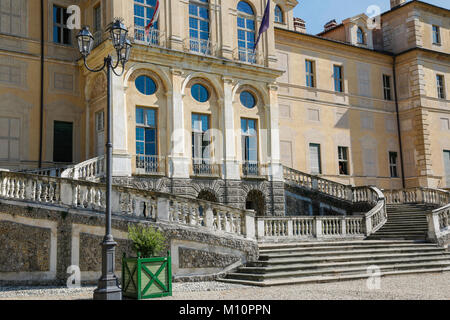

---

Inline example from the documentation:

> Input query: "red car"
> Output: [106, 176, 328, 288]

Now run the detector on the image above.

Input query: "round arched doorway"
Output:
[197, 190, 218, 203]
[245, 190, 266, 217]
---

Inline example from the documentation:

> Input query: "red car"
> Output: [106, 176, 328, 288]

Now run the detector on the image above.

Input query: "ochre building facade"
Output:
[0, 0, 449, 216]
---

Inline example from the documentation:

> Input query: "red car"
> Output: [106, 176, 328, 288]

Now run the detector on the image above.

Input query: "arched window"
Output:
[134, 0, 159, 44]
[274, 5, 283, 23]
[189, 0, 210, 54]
[357, 27, 365, 44]
[237, 1, 256, 63]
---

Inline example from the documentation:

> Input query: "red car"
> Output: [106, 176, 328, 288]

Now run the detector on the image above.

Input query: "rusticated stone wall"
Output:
[0, 199, 258, 286]
[113, 176, 286, 217]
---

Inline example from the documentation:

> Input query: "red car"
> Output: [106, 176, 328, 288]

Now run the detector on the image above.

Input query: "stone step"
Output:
[237, 258, 450, 278]
[258, 240, 422, 250]
[219, 267, 450, 287]
[259, 243, 437, 254]
[259, 247, 444, 260]
[367, 235, 427, 240]
[227, 261, 450, 282]
[250, 252, 450, 267]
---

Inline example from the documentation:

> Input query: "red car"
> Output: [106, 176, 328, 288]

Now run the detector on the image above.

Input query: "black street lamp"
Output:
[76, 20, 132, 300]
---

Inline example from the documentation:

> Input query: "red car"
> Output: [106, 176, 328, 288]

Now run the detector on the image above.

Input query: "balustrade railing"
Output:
[135, 155, 165, 175]
[134, 27, 163, 47]
[191, 159, 220, 177]
[383, 188, 450, 207]
[61, 155, 106, 181]
[0, 171, 256, 240]
[184, 38, 215, 56]
[242, 161, 266, 178]
[257, 215, 368, 241]
[19, 166, 70, 178]
[233, 48, 264, 65]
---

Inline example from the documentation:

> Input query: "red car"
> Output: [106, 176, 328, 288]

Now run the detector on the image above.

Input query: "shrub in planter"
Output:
[122, 225, 172, 300]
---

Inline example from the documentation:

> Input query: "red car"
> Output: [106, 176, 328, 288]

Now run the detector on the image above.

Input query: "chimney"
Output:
[324, 19, 338, 32]
[390, 0, 406, 9]
[294, 18, 306, 33]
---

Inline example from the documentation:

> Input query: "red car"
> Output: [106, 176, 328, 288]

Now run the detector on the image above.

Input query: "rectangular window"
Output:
[134, 0, 159, 43]
[305, 60, 315, 88]
[444, 150, 450, 188]
[0, 0, 24, 36]
[241, 118, 258, 175]
[135, 108, 157, 157]
[432, 25, 441, 45]
[441, 118, 450, 131]
[338, 146, 349, 175]
[53, 121, 73, 163]
[309, 143, 322, 175]
[53, 5, 71, 45]
[95, 111, 105, 156]
[383, 74, 392, 101]
[389, 151, 398, 178]
[437, 75, 445, 99]
[93, 5, 101, 32]
[333, 65, 344, 92]
[189, 0, 210, 54]
[0, 117, 19, 161]
[192, 113, 210, 161]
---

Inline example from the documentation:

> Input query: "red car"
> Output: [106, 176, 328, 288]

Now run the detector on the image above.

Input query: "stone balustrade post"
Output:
[287, 219, 293, 237]
[399, 190, 405, 203]
[315, 217, 322, 238]
[312, 177, 318, 190]
[204, 205, 214, 229]
[346, 186, 353, 202]
[244, 210, 256, 240]
[365, 215, 373, 236]
[426, 212, 441, 241]
[156, 197, 170, 222]
[341, 217, 346, 236]
[60, 180, 73, 206]
[257, 218, 265, 239]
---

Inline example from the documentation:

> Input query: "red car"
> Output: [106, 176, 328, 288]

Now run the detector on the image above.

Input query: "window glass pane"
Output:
[191, 84, 209, 103]
[240, 91, 256, 109]
[136, 108, 145, 124]
[237, 1, 254, 15]
[135, 75, 157, 95]
[146, 110, 156, 127]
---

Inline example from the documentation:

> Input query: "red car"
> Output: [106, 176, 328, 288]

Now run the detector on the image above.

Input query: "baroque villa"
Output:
[0, 0, 449, 217]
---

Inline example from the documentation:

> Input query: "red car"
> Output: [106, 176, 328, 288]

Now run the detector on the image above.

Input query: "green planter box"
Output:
[122, 251, 172, 300]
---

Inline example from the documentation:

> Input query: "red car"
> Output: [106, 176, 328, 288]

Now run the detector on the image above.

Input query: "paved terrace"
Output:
[1, 273, 449, 300]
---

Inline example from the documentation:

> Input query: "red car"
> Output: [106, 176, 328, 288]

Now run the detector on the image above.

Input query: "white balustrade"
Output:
[0, 171, 256, 241]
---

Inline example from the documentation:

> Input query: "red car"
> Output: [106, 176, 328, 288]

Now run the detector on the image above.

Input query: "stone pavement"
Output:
[0, 273, 449, 300]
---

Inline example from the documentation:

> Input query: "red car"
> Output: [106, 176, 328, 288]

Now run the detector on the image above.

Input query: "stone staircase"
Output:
[220, 240, 450, 287]
[367, 204, 434, 241]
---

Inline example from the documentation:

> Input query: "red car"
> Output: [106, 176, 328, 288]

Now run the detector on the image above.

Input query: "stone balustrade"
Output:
[0, 171, 256, 241]
[256, 185, 386, 241]
[61, 155, 106, 181]
[382, 187, 450, 247]
[383, 187, 450, 207]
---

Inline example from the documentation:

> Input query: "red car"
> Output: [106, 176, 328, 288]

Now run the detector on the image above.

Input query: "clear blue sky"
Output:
[293, 0, 449, 35]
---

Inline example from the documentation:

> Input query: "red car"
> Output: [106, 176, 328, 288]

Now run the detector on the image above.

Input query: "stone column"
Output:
[266, 84, 283, 182]
[169, 68, 190, 179]
[222, 77, 240, 180]
[111, 72, 131, 177]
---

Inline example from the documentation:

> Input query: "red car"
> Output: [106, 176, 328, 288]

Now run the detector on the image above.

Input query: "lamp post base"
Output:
[93, 237, 122, 300]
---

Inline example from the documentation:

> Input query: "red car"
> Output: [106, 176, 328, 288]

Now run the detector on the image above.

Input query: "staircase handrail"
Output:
[61, 155, 106, 181]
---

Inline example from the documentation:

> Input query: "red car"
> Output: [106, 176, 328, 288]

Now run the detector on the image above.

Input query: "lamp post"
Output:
[76, 19, 132, 300]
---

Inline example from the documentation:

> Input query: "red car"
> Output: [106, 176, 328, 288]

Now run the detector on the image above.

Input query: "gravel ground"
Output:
[1, 273, 449, 300]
